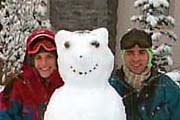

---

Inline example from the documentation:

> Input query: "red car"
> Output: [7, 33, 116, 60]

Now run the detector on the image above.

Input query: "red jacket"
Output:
[0, 61, 64, 120]
[8, 65, 64, 120]
[0, 28, 64, 120]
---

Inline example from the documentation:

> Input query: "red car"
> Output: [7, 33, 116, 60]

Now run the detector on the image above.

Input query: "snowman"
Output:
[44, 28, 126, 120]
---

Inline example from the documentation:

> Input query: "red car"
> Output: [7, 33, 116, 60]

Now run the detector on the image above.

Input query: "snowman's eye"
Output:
[64, 41, 70, 49]
[91, 41, 100, 48]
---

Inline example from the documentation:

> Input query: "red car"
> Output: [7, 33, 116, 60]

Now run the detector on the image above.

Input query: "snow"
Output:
[168, 31, 177, 40]
[151, 32, 162, 41]
[130, 15, 143, 22]
[146, 14, 158, 27]
[36, 3, 47, 17]
[166, 70, 180, 86]
[0, 85, 5, 93]
[166, 16, 175, 25]
[0, 53, 6, 60]
[166, 55, 173, 66]
[134, 0, 169, 8]
[45, 28, 126, 120]
[149, 0, 169, 8]
[134, 0, 148, 7]
[0, 0, 51, 82]
[132, 0, 177, 72]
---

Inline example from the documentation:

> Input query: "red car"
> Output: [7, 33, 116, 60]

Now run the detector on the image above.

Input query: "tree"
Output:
[131, 0, 177, 73]
[0, 0, 51, 86]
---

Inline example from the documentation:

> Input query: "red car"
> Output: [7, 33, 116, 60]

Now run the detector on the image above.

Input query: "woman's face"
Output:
[124, 45, 149, 74]
[34, 52, 57, 78]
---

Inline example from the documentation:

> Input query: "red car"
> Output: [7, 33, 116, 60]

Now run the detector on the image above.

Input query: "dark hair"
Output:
[26, 51, 57, 66]
[120, 28, 152, 50]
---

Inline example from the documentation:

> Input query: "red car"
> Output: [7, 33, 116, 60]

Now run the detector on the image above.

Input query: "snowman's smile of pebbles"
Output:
[69, 63, 99, 75]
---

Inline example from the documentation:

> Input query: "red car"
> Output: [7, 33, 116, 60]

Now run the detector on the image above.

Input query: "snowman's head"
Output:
[55, 28, 114, 88]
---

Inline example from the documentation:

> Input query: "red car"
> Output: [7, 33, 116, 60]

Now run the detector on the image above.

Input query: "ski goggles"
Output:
[121, 38, 152, 50]
[120, 29, 152, 50]
[28, 39, 56, 54]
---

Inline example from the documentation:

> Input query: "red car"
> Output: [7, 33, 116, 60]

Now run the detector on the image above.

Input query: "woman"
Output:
[109, 28, 180, 120]
[0, 28, 64, 120]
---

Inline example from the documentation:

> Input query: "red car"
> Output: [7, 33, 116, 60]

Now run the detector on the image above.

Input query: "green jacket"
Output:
[109, 68, 180, 120]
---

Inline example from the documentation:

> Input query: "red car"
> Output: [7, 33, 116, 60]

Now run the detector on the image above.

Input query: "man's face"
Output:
[124, 45, 148, 74]
[34, 52, 57, 78]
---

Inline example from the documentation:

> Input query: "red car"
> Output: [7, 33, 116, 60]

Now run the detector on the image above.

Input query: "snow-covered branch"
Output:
[132, 0, 178, 72]
[0, 0, 51, 85]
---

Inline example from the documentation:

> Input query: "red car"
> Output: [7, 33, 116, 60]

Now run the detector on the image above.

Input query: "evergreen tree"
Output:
[0, 0, 51, 86]
[131, 0, 177, 73]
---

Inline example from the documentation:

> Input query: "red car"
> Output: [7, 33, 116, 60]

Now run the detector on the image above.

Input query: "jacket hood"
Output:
[24, 28, 56, 66]
[21, 28, 59, 80]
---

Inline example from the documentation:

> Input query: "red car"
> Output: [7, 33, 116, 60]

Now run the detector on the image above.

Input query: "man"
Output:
[109, 28, 180, 120]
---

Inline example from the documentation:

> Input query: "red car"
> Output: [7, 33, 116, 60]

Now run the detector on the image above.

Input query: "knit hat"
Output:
[120, 28, 152, 50]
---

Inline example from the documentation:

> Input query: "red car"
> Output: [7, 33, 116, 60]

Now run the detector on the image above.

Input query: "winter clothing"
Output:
[0, 28, 64, 120]
[27, 38, 56, 55]
[120, 28, 152, 50]
[120, 28, 154, 69]
[111, 28, 180, 120]
[109, 67, 180, 120]
[122, 65, 151, 89]
[26, 28, 55, 50]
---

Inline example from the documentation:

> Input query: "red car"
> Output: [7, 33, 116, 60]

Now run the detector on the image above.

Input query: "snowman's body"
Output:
[44, 28, 126, 120]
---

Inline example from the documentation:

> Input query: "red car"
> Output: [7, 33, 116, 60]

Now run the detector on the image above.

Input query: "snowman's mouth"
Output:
[70, 64, 99, 75]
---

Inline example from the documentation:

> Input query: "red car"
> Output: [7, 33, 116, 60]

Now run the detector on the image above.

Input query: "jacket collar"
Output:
[116, 66, 160, 100]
